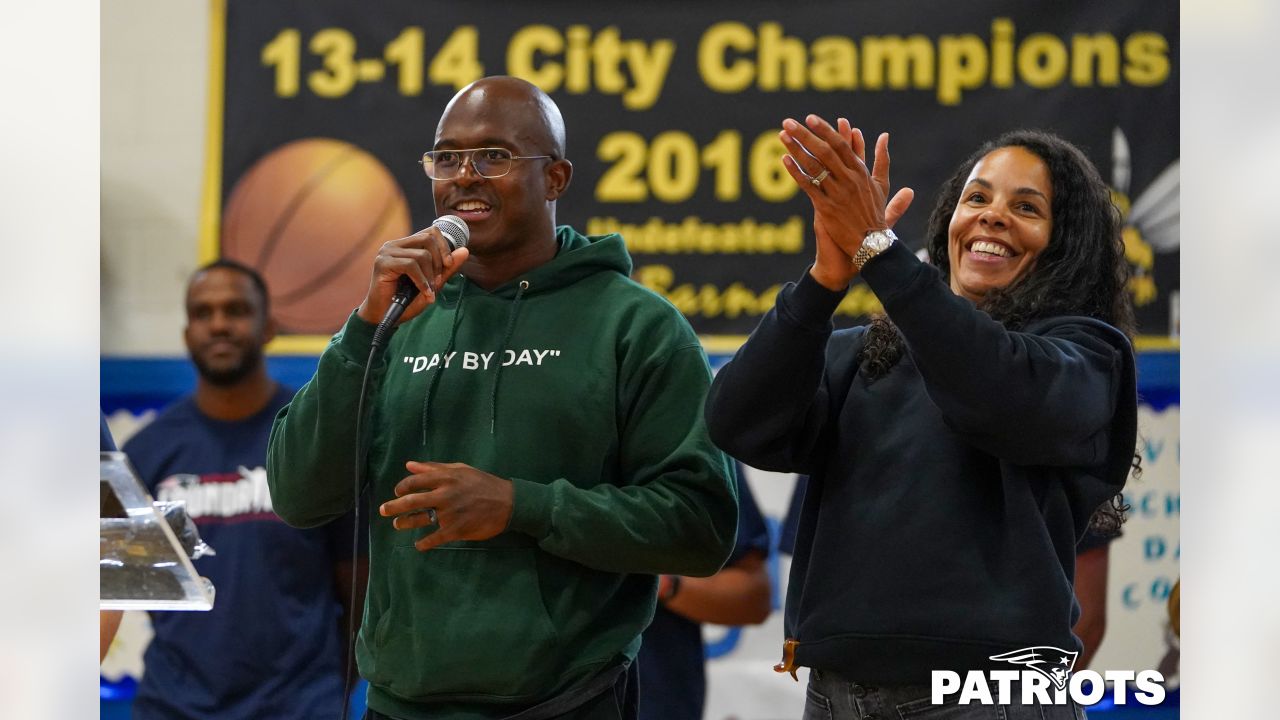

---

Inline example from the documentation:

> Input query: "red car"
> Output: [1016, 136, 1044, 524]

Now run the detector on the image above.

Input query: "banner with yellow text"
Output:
[207, 0, 1178, 351]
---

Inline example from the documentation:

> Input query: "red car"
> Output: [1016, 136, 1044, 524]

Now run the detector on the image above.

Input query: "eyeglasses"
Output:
[420, 147, 553, 180]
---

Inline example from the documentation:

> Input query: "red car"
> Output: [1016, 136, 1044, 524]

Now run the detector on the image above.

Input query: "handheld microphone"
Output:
[372, 215, 470, 348]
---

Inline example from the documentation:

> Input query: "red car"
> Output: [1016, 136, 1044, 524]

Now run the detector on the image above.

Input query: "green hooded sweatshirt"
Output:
[267, 227, 737, 719]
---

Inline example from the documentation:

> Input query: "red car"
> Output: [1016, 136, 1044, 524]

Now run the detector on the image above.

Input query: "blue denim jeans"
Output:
[802, 669, 1087, 720]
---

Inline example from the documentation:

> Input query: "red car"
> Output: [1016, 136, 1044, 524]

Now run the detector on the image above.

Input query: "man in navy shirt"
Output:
[1073, 529, 1116, 669]
[637, 464, 771, 720]
[123, 260, 367, 720]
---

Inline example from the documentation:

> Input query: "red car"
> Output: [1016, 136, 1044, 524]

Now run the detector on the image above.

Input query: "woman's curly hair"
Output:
[857, 129, 1136, 533]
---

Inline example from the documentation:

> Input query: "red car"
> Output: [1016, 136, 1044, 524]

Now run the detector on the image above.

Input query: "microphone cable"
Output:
[340, 341, 379, 720]
[343, 287, 406, 718]
[339, 215, 468, 720]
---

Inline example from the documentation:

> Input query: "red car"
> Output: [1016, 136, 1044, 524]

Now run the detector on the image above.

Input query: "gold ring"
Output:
[811, 169, 830, 186]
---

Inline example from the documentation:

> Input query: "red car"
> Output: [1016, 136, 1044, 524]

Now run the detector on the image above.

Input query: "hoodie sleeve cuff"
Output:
[508, 478, 554, 540]
[858, 240, 932, 311]
[777, 269, 846, 332]
[331, 310, 385, 365]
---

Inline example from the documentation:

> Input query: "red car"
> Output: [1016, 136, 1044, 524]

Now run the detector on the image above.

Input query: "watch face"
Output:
[867, 230, 895, 251]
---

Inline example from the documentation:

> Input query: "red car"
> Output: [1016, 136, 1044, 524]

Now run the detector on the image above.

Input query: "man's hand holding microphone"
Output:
[358, 215, 471, 331]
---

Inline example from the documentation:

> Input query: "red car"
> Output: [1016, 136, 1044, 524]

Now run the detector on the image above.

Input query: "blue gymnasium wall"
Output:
[99, 350, 1179, 415]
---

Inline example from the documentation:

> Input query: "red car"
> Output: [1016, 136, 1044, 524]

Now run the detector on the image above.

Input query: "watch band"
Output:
[851, 228, 897, 272]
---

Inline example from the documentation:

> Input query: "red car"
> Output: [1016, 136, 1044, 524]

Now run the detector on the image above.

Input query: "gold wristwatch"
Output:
[851, 228, 897, 271]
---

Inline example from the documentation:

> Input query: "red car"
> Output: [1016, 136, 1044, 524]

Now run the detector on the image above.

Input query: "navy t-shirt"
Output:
[637, 465, 771, 720]
[123, 386, 361, 720]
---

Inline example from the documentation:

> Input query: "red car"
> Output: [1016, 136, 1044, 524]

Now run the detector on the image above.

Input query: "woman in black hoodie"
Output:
[705, 119, 1137, 720]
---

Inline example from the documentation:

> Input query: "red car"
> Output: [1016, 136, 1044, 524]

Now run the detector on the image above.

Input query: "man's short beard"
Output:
[192, 346, 264, 387]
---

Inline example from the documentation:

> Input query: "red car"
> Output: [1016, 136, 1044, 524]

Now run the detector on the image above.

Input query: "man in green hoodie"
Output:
[267, 76, 738, 720]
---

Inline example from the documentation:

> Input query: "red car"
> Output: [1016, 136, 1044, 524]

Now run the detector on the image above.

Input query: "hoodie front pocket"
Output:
[367, 544, 560, 702]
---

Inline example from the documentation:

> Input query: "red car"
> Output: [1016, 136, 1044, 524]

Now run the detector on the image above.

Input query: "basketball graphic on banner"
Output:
[221, 138, 412, 334]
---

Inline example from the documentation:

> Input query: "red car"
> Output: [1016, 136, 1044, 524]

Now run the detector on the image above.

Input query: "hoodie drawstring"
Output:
[419, 278, 468, 446]
[489, 280, 528, 435]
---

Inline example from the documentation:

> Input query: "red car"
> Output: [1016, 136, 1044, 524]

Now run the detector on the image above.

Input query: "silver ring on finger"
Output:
[810, 169, 830, 186]
[427, 508, 438, 526]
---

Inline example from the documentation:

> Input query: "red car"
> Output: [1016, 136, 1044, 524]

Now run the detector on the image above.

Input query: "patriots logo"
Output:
[989, 647, 1078, 691]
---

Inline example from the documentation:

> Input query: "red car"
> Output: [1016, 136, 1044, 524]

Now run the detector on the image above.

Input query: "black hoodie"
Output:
[705, 241, 1136, 684]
